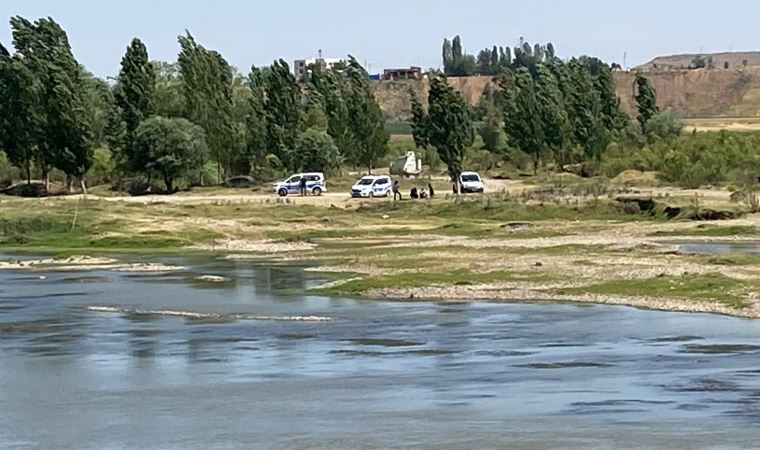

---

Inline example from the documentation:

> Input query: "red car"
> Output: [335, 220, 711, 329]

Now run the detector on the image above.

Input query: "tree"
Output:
[11, 16, 93, 191]
[500, 68, 544, 172]
[245, 66, 268, 178]
[645, 110, 683, 140]
[133, 116, 207, 192]
[114, 37, 155, 171]
[0, 45, 40, 184]
[263, 59, 302, 171]
[408, 88, 429, 149]
[534, 63, 570, 168]
[343, 57, 389, 173]
[566, 58, 606, 160]
[442, 38, 453, 74]
[546, 42, 556, 59]
[294, 128, 342, 174]
[427, 74, 474, 193]
[479, 101, 506, 153]
[582, 56, 628, 132]
[152, 62, 185, 118]
[178, 32, 236, 180]
[310, 66, 352, 162]
[635, 72, 658, 130]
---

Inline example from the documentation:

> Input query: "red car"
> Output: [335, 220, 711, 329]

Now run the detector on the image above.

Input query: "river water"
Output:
[3, 254, 760, 449]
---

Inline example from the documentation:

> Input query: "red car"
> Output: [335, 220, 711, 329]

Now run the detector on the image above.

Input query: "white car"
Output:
[351, 175, 392, 198]
[459, 172, 485, 194]
[272, 172, 326, 197]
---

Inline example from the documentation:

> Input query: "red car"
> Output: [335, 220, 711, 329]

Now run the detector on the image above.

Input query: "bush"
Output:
[645, 110, 683, 140]
[86, 148, 114, 186]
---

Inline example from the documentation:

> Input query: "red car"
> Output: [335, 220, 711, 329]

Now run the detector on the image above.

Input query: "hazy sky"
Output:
[2, 0, 759, 77]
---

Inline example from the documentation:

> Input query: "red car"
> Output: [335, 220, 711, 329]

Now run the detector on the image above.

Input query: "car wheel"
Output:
[368, 192, 375, 199]
[278, 188, 288, 197]
[312, 187, 323, 196]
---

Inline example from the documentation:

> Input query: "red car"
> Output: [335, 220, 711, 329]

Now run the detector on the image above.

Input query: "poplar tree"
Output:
[262, 59, 302, 171]
[10, 16, 93, 191]
[343, 57, 388, 173]
[178, 32, 236, 180]
[635, 72, 658, 130]
[114, 38, 155, 171]
[427, 74, 474, 193]
[408, 88, 429, 149]
[245, 66, 268, 177]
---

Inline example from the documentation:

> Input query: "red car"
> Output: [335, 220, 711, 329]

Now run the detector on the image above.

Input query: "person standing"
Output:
[428, 182, 435, 199]
[299, 176, 307, 196]
[393, 179, 402, 201]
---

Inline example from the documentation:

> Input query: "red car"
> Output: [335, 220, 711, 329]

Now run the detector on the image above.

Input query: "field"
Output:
[3, 175, 760, 318]
[683, 117, 760, 132]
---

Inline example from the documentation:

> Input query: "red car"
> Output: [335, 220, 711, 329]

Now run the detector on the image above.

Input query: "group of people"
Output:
[392, 179, 435, 201]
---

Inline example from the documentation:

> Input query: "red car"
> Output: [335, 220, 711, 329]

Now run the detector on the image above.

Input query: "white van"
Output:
[351, 175, 392, 198]
[459, 172, 485, 194]
[272, 172, 326, 197]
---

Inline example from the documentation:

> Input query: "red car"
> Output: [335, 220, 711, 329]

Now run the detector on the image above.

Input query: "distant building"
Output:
[293, 57, 344, 81]
[383, 66, 423, 81]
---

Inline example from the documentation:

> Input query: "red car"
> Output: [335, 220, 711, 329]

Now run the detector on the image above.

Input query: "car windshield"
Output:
[462, 174, 480, 182]
[357, 179, 374, 186]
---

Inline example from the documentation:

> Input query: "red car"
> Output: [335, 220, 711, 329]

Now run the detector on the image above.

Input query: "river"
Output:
[3, 254, 760, 449]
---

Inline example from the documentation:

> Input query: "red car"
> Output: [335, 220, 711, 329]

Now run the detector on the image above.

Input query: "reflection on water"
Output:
[3, 255, 760, 448]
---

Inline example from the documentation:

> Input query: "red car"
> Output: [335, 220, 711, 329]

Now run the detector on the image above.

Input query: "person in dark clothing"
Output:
[392, 179, 402, 201]
[299, 177, 307, 196]
[410, 187, 419, 199]
[428, 183, 435, 198]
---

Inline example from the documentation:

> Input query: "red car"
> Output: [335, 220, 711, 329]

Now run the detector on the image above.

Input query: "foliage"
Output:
[294, 128, 342, 175]
[245, 66, 268, 178]
[263, 59, 302, 171]
[408, 88, 429, 149]
[644, 110, 683, 140]
[635, 72, 658, 130]
[427, 74, 474, 190]
[178, 33, 238, 180]
[133, 116, 207, 192]
[500, 68, 544, 172]
[10, 16, 94, 185]
[343, 57, 389, 172]
[114, 38, 155, 172]
[309, 66, 351, 160]
[478, 101, 506, 153]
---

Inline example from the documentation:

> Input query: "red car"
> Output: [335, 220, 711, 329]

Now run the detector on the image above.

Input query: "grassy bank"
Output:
[2, 184, 760, 317]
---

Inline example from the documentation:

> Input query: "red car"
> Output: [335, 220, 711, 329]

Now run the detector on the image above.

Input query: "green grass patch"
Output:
[315, 269, 554, 296]
[555, 273, 753, 309]
[705, 253, 760, 266]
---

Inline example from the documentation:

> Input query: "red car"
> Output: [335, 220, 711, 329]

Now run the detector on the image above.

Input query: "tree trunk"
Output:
[165, 176, 174, 194]
[25, 160, 31, 185]
[80, 178, 88, 198]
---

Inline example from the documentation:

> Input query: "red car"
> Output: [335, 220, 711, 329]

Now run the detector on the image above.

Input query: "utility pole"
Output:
[623, 51, 627, 70]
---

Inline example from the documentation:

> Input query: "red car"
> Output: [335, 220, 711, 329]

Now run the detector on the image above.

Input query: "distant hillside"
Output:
[637, 52, 760, 70]
[374, 67, 760, 122]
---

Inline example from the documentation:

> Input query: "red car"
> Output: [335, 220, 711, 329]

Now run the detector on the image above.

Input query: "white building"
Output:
[293, 57, 344, 80]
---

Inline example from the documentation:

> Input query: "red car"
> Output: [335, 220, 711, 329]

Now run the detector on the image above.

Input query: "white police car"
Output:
[351, 175, 392, 198]
[273, 172, 326, 197]
[460, 172, 485, 194]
